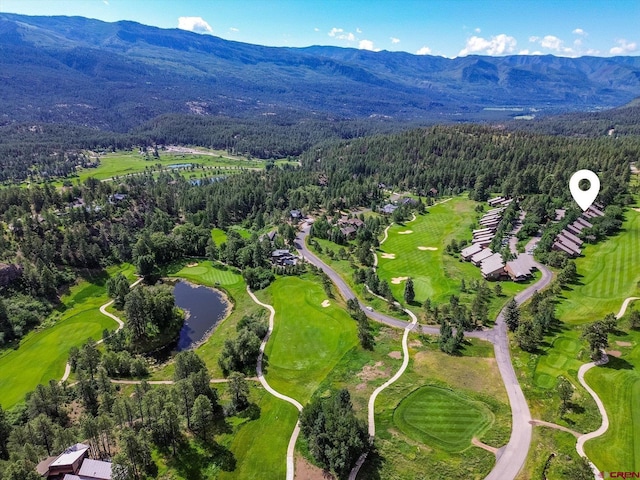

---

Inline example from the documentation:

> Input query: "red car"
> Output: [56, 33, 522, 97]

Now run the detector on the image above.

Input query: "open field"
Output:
[555, 209, 640, 324]
[357, 334, 511, 479]
[394, 385, 494, 452]
[68, 149, 267, 183]
[0, 264, 135, 409]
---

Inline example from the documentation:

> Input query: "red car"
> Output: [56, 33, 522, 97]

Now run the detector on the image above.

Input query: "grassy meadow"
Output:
[357, 334, 511, 479]
[0, 264, 136, 410]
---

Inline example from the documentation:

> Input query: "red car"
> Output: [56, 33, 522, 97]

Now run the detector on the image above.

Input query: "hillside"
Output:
[2, 13, 640, 130]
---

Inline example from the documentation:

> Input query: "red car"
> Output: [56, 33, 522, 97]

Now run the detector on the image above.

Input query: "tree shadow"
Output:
[165, 440, 236, 479]
[603, 356, 633, 370]
[355, 445, 385, 480]
[237, 402, 261, 421]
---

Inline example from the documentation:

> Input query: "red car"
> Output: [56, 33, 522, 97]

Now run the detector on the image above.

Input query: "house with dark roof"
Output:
[553, 241, 579, 257]
[381, 204, 397, 214]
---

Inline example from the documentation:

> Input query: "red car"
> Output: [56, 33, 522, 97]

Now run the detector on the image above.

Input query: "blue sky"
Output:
[1, 0, 638, 58]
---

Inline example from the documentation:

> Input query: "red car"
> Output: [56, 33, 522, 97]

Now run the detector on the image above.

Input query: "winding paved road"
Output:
[246, 287, 303, 480]
[296, 223, 553, 480]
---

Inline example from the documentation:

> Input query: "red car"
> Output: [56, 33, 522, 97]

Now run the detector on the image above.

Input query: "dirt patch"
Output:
[633, 208, 640, 213]
[398, 230, 413, 234]
[295, 455, 334, 480]
[607, 350, 622, 357]
[616, 341, 632, 347]
[391, 276, 408, 284]
[417, 246, 438, 251]
[388, 351, 402, 359]
[472, 437, 498, 454]
[380, 253, 396, 259]
[409, 339, 422, 348]
[186, 262, 199, 267]
[357, 361, 387, 382]
[321, 299, 330, 308]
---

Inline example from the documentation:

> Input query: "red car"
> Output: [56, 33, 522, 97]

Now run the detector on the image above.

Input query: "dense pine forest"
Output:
[1, 115, 639, 479]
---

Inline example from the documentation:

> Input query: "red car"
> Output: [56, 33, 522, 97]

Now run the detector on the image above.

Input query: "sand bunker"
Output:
[616, 341, 632, 347]
[391, 276, 409, 284]
[388, 351, 402, 359]
[607, 350, 622, 357]
[398, 230, 413, 234]
[186, 262, 199, 267]
[417, 246, 438, 251]
[321, 300, 330, 308]
[380, 253, 396, 259]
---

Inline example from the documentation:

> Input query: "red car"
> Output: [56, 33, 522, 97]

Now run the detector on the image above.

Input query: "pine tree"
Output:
[504, 298, 520, 332]
[404, 277, 415, 304]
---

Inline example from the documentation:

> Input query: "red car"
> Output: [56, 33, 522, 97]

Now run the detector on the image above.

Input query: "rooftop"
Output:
[78, 458, 112, 480]
[51, 444, 90, 468]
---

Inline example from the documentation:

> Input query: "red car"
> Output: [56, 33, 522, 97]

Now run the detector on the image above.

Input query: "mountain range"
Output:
[2, 13, 640, 131]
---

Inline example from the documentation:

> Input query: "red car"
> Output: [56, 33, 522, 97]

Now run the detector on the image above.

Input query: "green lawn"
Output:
[556, 209, 640, 324]
[376, 196, 534, 319]
[583, 308, 640, 473]
[0, 264, 135, 410]
[211, 228, 228, 246]
[394, 386, 494, 452]
[258, 276, 359, 403]
[65, 149, 266, 183]
[357, 334, 511, 479]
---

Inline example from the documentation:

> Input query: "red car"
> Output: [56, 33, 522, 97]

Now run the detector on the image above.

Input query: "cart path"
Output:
[529, 419, 581, 438]
[298, 224, 552, 480]
[575, 295, 638, 477]
[60, 277, 144, 383]
[246, 287, 303, 480]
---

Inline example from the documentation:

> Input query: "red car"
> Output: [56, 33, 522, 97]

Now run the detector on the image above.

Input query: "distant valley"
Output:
[2, 13, 640, 130]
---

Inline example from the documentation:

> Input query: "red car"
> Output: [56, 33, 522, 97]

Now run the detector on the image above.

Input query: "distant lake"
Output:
[173, 280, 229, 351]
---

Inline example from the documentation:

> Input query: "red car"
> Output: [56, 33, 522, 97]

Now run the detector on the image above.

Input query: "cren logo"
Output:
[602, 472, 640, 479]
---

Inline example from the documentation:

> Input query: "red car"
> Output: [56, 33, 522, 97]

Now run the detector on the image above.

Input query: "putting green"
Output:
[172, 262, 242, 286]
[393, 386, 493, 452]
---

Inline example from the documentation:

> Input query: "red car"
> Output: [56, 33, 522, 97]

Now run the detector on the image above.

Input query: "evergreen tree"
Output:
[228, 372, 250, 413]
[190, 395, 215, 442]
[404, 277, 415, 304]
[504, 298, 520, 332]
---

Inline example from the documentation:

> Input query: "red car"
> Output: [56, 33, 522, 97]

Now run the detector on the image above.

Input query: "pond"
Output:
[173, 280, 230, 351]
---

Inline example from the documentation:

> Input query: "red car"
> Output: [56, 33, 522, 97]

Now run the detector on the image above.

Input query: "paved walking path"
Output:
[246, 287, 303, 480]
[60, 277, 144, 383]
[529, 419, 581, 438]
[575, 295, 638, 478]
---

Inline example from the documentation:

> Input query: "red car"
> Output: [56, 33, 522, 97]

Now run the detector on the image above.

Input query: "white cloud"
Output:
[610, 39, 637, 55]
[229, 27, 239, 32]
[474, 27, 481, 33]
[416, 45, 432, 55]
[356, 28, 362, 34]
[540, 35, 562, 50]
[585, 48, 600, 55]
[458, 34, 517, 56]
[314, 27, 319, 32]
[519, 49, 529, 55]
[572, 28, 586, 36]
[178, 16, 213, 34]
[103, 0, 109, 5]
[328, 27, 355, 42]
[359, 39, 377, 51]
[529, 34, 576, 55]
[390, 37, 400, 44]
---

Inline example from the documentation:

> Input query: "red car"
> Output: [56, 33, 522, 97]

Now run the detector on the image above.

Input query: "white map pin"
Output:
[569, 169, 600, 211]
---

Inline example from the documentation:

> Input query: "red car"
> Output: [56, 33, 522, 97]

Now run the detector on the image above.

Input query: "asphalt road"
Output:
[296, 224, 553, 480]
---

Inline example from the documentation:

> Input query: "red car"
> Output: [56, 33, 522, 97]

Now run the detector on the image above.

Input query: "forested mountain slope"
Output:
[2, 13, 640, 130]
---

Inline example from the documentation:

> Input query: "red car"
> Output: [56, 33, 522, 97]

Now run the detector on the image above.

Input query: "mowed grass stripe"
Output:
[393, 386, 493, 452]
[557, 211, 640, 324]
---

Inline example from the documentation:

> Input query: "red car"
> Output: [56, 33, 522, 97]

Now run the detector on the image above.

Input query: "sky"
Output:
[1, 0, 639, 58]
